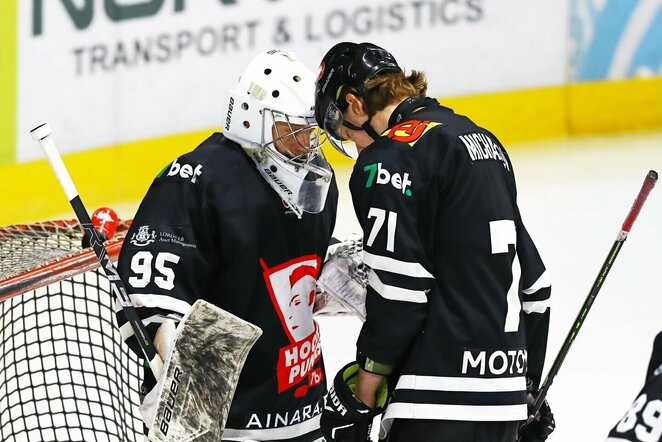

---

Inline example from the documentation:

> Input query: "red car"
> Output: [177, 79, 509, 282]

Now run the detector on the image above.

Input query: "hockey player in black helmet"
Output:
[315, 42, 555, 442]
[117, 50, 338, 441]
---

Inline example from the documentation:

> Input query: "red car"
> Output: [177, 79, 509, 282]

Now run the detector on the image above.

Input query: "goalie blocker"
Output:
[145, 300, 262, 442]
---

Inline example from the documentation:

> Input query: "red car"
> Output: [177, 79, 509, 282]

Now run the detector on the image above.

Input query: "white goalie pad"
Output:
[147, 299, 262, 442]
[315, 235, 368, 321]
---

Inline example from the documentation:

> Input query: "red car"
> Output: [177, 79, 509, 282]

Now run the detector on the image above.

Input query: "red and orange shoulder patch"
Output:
[383, 120, 441, 147]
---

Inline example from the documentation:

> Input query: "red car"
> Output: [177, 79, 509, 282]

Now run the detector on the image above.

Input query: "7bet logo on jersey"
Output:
[363, 163, 412, 196]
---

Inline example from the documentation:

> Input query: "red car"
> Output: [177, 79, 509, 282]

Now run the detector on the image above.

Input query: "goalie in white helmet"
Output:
[117, 50, 338, 441]
[223, 49, 333, 218]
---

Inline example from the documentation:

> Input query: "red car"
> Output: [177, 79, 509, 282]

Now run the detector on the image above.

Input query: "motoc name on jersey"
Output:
[459, 132, 510, 171]
[462, 348, 527, 376]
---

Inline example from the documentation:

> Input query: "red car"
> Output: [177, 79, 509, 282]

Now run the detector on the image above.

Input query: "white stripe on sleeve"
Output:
[368, 270, 428, 303]
[522, 270, 551, 295]
[522, 299, 551, 314]
[119, 313, 183, 341]
[363, 251, 434, 279]
[114, 293, 192, 315]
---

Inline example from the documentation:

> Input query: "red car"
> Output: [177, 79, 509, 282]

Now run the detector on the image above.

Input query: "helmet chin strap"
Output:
[341, 117, 381, 140]
[361, 118, 381, 140]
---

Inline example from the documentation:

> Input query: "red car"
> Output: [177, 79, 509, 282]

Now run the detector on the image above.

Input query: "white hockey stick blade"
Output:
[148, 299, 262, 442]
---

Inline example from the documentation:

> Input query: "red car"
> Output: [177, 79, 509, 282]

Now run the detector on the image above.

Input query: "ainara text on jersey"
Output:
[364, 162, 413, 197]
[245, 398, 323, 429]
[459, 132, 510, 171]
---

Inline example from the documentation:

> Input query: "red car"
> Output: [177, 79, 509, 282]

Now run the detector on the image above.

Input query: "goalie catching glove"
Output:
[321, 362, 388, 441]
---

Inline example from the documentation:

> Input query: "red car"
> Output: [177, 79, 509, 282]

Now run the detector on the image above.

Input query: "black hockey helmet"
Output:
[314, 42, 402, 157]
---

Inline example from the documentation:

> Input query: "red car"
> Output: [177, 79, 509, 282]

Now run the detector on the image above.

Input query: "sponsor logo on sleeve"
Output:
[130, 225, 197, 249]
[163, 158, 204, 183]
[130, 225, 156, 246]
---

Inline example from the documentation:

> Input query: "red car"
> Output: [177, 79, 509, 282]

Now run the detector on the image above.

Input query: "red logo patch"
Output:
[316, 62, 325, 82]
[386, 120, 433, 143]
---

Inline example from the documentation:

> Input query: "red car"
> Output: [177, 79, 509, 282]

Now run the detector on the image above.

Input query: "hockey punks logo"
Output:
[261, 256, 324, 398]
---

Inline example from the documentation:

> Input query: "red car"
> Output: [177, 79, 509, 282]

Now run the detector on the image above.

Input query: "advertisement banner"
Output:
[18, 0, 567, 162]
[571, 0, 662, 80]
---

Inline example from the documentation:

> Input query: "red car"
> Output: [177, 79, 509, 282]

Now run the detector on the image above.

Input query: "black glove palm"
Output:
[518, 379, 556, 442]
[321, 363, 386, 442]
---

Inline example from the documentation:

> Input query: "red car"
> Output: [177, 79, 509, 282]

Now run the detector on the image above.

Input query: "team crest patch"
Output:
[383, 120, 441, 147]
[130, 225, 156, 247]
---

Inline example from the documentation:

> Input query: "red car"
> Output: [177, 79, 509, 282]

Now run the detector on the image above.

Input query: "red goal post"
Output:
[0, 220, 130, 302]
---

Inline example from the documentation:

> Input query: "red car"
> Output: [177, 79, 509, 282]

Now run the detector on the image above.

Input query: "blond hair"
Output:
[362, 70, 428, 115]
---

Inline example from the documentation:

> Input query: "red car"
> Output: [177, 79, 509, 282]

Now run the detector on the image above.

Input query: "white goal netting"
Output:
[0, 220, 144, 442]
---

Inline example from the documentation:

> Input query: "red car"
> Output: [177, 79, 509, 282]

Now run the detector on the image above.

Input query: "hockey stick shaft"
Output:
[531, 170, 658, 417]
[30, 123, 163, 379]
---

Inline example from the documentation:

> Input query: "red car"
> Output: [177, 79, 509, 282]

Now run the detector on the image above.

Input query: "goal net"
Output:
[0, 220, 143, 442]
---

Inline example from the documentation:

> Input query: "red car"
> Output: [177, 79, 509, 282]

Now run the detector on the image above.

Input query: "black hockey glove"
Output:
[518, 378, 556, 442]
[321, 362, 387, 442]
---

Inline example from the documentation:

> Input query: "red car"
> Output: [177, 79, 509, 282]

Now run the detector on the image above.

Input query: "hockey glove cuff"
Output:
[321, 362, 388, 441]
[518, 378, 556, 442]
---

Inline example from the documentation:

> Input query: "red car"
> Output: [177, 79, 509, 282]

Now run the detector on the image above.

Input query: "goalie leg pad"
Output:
[147, 300, 262, 442]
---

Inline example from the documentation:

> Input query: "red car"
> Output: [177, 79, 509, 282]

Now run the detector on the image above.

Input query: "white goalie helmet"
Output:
[222, 49, 333, 218]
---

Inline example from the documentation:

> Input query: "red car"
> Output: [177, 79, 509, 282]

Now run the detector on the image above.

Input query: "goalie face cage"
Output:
[0, 220, 144, 442]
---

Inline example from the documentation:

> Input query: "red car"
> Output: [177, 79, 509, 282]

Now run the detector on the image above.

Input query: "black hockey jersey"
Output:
[116, 133, 338, 441]
[350, 97, 551, 423]
[607, 331, 662, 442]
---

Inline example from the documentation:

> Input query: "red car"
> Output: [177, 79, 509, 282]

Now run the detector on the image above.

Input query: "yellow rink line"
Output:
[0, 0, 17, 164]
[1, 130, 210, 226]
[1, 77, 660, 226]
